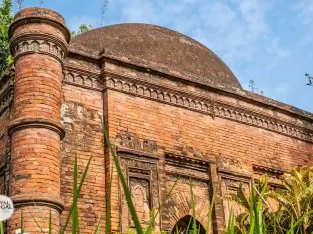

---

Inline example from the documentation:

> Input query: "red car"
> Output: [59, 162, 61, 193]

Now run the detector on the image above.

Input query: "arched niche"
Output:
[171, 215, 206, 234]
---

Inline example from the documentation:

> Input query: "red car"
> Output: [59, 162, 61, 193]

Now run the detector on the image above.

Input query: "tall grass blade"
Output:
[175, 224, 179, 234]
[105, 163, 114, 234]
[186, 215, 192, 234]
[286, 210, 313, 234]
[189, 178, 197, 234]
[249, 181, 255, 234]
[94, 215, 102, 234]
[226, 208, 235, 234]
[20, 209, 24, 234]
[48, 209, 52, 234]
[72, 155, 78, 234]
[102, 124, 144, 234]
[206, 187, 216, 234]
[28, 211, 45, 232]
[145, 176, 180, 234]
[60, 155, 92, 234]
[0, 221, 3, 234]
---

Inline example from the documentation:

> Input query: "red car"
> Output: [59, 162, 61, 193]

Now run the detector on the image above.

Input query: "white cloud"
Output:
[68, 0, 294, 99]
[292, 1, 313, 45]
[293, 0, 313, 25]
[265, 38, 291, 70]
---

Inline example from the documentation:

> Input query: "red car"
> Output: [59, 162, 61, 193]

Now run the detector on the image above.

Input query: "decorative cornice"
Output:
[115, 130, 158, 154]
[8, 118, 66, 139]
[104, 72, 313, 143]
[220, 171, 251, 183]
[63, 70, 102, 91]
[116, 146, 159, 160]
[165, 153, 210, 172]
[252, 165, 285, 176]
[10, 35, 66, 65]
[166, 171, 210, 184]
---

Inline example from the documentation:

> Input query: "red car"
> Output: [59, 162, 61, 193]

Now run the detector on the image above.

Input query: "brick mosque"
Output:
[0, 7, 313, 234]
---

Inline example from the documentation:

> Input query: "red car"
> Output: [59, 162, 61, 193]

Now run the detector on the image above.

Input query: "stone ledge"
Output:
[8, 118, 66, 139]
[11, 193, 64, 213]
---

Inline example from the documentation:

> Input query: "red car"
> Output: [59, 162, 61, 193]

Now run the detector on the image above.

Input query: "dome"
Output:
[71, 24, 242, 90]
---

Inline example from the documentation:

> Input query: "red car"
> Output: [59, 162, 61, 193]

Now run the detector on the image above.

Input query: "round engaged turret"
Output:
[9, 7, 70, 64]
[7, 7, 68, 234]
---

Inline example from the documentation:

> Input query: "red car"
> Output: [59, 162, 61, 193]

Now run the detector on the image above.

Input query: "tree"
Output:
[305, 73, 313, 86]
[0, 0, 91, 77]
[71, 24, 93, 37]
[0, 0, 13, 77]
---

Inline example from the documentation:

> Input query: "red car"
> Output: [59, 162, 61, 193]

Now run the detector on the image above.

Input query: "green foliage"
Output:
[268, 166, 313, 233]
[305, 73, 313, 86]
[225, 166, 313, 234]
[71, 24, 93, 38]
[0, 0, 13, 77]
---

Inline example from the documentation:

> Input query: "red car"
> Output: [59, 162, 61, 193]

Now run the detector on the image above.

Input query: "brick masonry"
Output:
[0, 6, 312, 234]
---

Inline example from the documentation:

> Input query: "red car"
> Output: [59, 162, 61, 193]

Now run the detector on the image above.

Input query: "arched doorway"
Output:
[171, 215, 206, 234]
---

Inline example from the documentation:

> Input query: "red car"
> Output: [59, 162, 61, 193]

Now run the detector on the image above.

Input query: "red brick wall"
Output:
[106, 89, 313, 232]
[107, 91, 313, 168]
[60, 83, 106, 233]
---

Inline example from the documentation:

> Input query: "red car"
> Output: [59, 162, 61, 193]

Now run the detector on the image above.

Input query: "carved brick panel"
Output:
[115, 131, 157, 153]
[216, 156, 250, 176]
[12, 39, 65, 62]
[164, 153, 211, 232]
[217, 157, 251, 227]
[118, 152, 160, 232]
[64, 71, 103, 90]
[253, 165, 284, 189]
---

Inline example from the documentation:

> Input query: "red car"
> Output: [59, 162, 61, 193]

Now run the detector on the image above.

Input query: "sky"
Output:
[12, 0, 313, 113]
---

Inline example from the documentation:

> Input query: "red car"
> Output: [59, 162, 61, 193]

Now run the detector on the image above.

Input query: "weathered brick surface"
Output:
[107, 90, 313, 168]
[106, 89, 313, 232]
[13, 55, 63, 121]
[60, 84, 106, 233]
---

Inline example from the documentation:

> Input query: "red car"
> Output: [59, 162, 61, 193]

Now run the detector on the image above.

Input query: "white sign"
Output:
[0, 195, 14, 221]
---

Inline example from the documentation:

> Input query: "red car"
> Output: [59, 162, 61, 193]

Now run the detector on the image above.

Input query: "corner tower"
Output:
[8, 8, 70, 233]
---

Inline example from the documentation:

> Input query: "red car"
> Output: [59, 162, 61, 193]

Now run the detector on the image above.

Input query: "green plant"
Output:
[0, 0, 13, 77]
[71, 24, 93, 37]
[224, 167, 313, 234]
[268, 166, 313, 234]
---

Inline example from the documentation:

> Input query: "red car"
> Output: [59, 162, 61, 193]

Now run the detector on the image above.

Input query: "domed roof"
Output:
[71, 24, 242, 90]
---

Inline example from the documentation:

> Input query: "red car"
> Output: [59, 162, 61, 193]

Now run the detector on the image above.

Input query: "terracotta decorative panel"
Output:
[217, 157, 251, 226]
[164, 153, 211, 233]
[118, 151, 160, 232]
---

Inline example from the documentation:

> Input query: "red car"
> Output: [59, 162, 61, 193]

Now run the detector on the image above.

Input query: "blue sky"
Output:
[13, 0, 313, 113]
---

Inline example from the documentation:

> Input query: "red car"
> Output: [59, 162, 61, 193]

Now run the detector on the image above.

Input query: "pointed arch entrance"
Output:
[171, 215, 206, 234]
